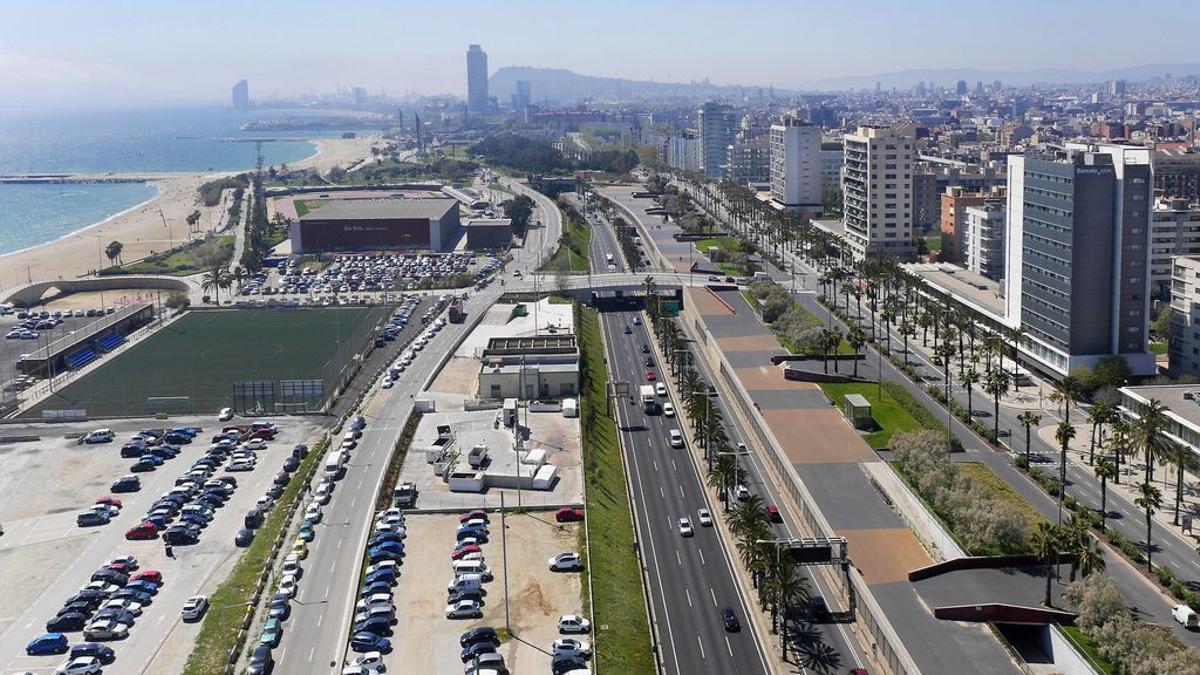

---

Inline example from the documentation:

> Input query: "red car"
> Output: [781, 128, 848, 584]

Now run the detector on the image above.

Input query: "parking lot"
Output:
[383, 512, 585, 675]
[0, 415, 322, 674]
[1, 310, 115, 399]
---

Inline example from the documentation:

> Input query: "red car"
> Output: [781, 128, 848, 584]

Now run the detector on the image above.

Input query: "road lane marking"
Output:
[659, 486, 665, 498]
[697, 635, 706, 659]
[679, 485, 685, 499]
[710, 587, 718, 606]
[725, 636, 734, 656]
[698, 548, 705, 565]
[676, 549, 682, 565]
[686, 588, 693, 607]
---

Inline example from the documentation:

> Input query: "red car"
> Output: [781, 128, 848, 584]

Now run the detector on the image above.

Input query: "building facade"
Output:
[724, 136, 770, 185]
[477, 336, 579, 400]
[232, 80, 249, 110]
[466, 44, 489, 114]
[1150, 198, 1200, 300]
[1169, 256, 1200, 376]
[667, 132, 700, 172]
[290, 198, 461, 253]
[939, 187, 990, 264]
[820, 142, 844, 194]
[698, 102, 737, 178]
[513, 79, 531, 115]
[768, 118, 823, 211]
[842, 125, 917, 260]
[1004, 145, 1154, 378]
[963, 201, 1006, 280]
[1153, 148, 1200, 202]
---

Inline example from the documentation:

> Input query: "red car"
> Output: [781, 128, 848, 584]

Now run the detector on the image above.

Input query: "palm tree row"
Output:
[1031, 514, 1107, 607]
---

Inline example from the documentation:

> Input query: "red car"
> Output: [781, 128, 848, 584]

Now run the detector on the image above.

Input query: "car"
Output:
[163, 527, 199, 545]
[304, 504, 323, 523]
[455, 529, 488, 544]
[110, 475, 141, 493]
[292, 540, 308, 559]
[765, 504, 782, 522]
[298, 522, 315, 542]
[678, 517, 694, 537]
[76, 511, 110, 527]
[460, 626, 500, 648]
[353, 616, 393, 636]
[281, 555, 303, 578]
[446, 599, 483, 619]
[108, 555, 138, 570]
[633, 315, 642, 325]
[362, 581, 393, 597]
[268, 597, 291, 621]
[353, 651, 387, 671]
[129, 460, 157, 473]
[558, 614, 591, 634]
[54, 656, 103, 675]
[735, 484, 751, 501]
[260, 618, 282, 647]
[461, 640, 496, 663]
[668, 429, 684, 448]
[125, 522, 159, 540]
[452, 544, 482, 560]
[125, 579, 160, 595]
[367, 560, 399, 576]
[459, 509, 489, 524]
[218, 408, 234, 421]
[623, 325, 632, 334]
[91, 608, 136, 626]
[655, 382, 667, 397]
[278, 574, 298, 598]
[247, 643, 274, 675]
[1172, 603, 1199, 628]
[83, 619, 129, 641]
[132, 570, 162, 585]
[103, 598, 143, 616]
[641, 343, 650, 353]
[645, 370, 656, 381]
[181, 595, 208, 621]
[27, 632, 70, 655]
[548, 552, 584, 572]
[350, 632, 392, 654]
[552, 638, 591, 657]
[69, 643, 115, 664]
[46, 612, 89, 632]
[663, 402, 675, 417]
[244, 438, 267, 451]
[698, 509, 713, 527]
[555, 506, 584, 523]
[721, 606, 741, 632]
[95, 497, 122, 509]
[808, 595, 829, 619]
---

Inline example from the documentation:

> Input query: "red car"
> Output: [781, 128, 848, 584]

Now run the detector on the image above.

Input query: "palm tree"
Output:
[1076, 536, 1106, 579]
[1053, 374, 1084, 421]
[1007, 326, 1026, 389]
[823, 328, 843, 374]
[230, 265, 248, 292]
[1062, 514, 1091, 582]
[846, 324, 867, 379]
[1094, 459, 1118, 532]
[961, 368, 980, 418]
[1166, 441, 1195, 526]
[201, 265, 230, 305]
[1086, 402, 1113, 466]
[104, 240, 124, 266]
[1108, 418, 1129, 485]
[707, 454, 736, 509]
[1134, 480, 1163, 572]
[1055, 421, 1076, 522]
[769, 560, 810, 659]
[984, 369, 1010, 441]
[1132, 399, 1169, 486]
[1018, 411, 1042, 468]
[731, 495, 765, 537]
[643, 276, 660, 322]
[1032, 521, 1062, 607]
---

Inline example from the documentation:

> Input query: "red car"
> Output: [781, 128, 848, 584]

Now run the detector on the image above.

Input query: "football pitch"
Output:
[25, 306, 391, 418]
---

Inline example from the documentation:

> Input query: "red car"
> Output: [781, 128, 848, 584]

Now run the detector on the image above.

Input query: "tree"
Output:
[1132, 399, 1169, 486]
[502, 194, 535, 234]
[104, 240, 124, 266]
[201, 265, 231, 305]
[846, 325, 867, 378]
[1086, 402, 1113, 466]
[768, 559, 809, 659]
[1094, 459, 1118, 532]
[1052, 374, 1084, 421]
[1032, 521, 1062, 606]
[1055, 421, 1076, 522]
[1134, 480, 1162, 572]
[961, 368, 980, 418]
[984, 369, 1010, 441]
[1018, 411, 1042, 468]
[1166, 440, 1194, 526]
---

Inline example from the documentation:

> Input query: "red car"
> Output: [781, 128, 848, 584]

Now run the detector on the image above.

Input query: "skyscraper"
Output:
[232, 79, 250, 110]
[698, 102, 736, 178]
[842, 125, 917, 260]
[513, 79, 532, 116]
[769, 117, 822, 211]
[466, 44, 489, 114]
[955, 80, 968, 95]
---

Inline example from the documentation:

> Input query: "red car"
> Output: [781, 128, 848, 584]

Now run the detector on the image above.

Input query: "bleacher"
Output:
[96, 333, 125, 352]
[64, 347, 98, 370]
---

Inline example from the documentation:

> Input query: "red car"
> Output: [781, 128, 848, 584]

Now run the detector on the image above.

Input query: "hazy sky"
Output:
[4, 0, 1198, 106]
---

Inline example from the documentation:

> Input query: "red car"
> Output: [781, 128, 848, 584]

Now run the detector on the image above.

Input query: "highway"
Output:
[600, 309, 771, 675]
[271, 178, 563, 674]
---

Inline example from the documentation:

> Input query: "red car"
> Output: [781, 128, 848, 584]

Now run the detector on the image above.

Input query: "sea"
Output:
[0, 106, 347, 256]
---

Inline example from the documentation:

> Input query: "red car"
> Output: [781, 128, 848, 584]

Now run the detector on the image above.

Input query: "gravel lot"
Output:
[384, 512, 584, 675]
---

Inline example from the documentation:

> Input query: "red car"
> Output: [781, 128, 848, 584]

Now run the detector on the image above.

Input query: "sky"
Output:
[3, 0, 1198, 106]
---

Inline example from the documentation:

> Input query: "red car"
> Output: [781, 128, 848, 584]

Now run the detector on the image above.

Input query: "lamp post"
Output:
[716, 447, 751, 510]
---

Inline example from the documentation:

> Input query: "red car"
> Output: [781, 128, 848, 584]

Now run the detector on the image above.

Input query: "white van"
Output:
[447, 574, 484, 593]
[668, 429, 684, 448]
[323, 454, 344, 480]
[1172, 603, 1199, 628]
[84, 429, 114, 444]
[452, 560, 491, 579]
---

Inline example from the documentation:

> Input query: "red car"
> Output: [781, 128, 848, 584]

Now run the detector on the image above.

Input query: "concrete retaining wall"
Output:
[862, 462, 966, 562]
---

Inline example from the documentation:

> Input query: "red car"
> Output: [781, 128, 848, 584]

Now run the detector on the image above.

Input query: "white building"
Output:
[667, 132, 700, 172]
[842, 125, 917, 260]
[820, 141, 844, 193]
[1150, 197, 1200, 300]
[769, 118, 822, 211]
[1169, 255, 1200, 376]
[698, 102, 737, 178]
[962, 201, 1006, 281]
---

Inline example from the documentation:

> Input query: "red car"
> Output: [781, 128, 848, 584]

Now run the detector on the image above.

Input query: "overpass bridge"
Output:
[2, 275, 198, 308]
[523, 270, 715, 293]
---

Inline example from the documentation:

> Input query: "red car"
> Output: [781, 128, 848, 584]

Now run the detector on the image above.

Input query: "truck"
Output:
[448, 298, 466, 323]
[393, 482, 417, 508]
[639, 385, 657, 414]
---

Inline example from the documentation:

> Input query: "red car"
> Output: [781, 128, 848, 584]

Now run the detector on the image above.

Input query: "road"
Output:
[600, 309, 771, 675]
[272, 178, 564, 674]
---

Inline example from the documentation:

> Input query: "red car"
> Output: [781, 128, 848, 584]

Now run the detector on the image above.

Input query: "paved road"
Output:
[601, 309, 771, 675]
[272, 177, 564, 674]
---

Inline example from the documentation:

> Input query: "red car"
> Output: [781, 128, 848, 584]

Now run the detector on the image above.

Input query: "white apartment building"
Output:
[1169, 255, 1200, 376]
[667, 132, 700, 172]
[842, 125, 917, 260]
[1150, 197, 1200, 300]
[963, 202, 1006, 281]
[821, 141, 844, 193]
[768, 118, 822, 211]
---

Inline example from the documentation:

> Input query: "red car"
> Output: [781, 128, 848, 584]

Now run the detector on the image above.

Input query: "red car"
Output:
[125, 522, 159, 540]
[555, 506, 585, 523]
[645, 370, 656, 382]
[764, 504, 782, 523]
[451, 544, 482, 560]
[95, 497, 123, 509]
[132, 570, 162, 585]
[459, 510, 489, 524]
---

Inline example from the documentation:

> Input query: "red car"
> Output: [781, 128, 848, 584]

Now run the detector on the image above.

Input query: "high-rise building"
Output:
[956, 80, 968, 95]
[820, 142, 844, 194]
[1153, 147, 1200, 201]
[466, 44, 489, 114]
[232, 79, 250, 110]
[698, 102, 737, 178]
[1004, 145, 1154, 378]
[1150, 197, 1200, 300]
[667, 131, 700, 172]
[724, 136, 770, 185]
[513, 79, 531, 115]
[769, 117, 822, 211]
[1169, 255, 1200, 375]
[940, 186, 990, 264]
[961, 192, 1006, 280]
[842, 125, 917, 260]
[353, 86, 367, 107]
[1108, 79, 1127, 97]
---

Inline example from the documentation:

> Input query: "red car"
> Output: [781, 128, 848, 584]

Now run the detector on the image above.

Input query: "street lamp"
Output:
[716, 447, 751, 510]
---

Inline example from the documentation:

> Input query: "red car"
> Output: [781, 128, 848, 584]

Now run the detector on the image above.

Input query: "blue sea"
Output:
[0, 106, 349, 256]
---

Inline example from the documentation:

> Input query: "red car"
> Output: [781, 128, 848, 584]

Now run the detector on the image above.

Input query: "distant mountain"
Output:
[798, 63, 1200, 91]
[489, 66, 794, 105]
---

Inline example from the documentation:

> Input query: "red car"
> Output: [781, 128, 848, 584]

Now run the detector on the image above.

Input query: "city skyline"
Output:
[4, 0, 1200, 105]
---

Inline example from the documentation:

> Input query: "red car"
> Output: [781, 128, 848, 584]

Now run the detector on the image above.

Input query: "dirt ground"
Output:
[429, 356, 480, 397]
[36, 289, 172, 312]
[385, 513, 584, 675]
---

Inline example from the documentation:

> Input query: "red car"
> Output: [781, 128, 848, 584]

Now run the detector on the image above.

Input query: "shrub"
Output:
[165, 291, 190, 309]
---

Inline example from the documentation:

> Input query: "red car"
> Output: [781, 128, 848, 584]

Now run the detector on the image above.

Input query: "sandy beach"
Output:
[0, 136, 378, 294]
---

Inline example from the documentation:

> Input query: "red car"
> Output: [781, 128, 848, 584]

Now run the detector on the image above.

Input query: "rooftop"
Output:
[297, 198, 458, 221]
[1122, 384, 1200, 430]
[903, 262, 1008, 321]
[484, 335, 577, 355]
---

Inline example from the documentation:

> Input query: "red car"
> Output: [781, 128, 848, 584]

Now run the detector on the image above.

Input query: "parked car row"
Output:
[375, 295, 422, 350]
[382, 307, 447, 388]
[346, 501, 406, 662]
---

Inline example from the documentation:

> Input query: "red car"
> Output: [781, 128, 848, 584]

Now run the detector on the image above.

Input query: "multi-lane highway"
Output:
[600, 309, 771, 675]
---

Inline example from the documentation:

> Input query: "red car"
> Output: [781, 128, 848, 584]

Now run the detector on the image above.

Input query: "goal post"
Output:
[146, 396, 193, 415]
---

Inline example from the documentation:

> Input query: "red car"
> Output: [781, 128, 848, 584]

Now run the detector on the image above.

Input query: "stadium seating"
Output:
[65, 347, 98, 369]
[97, 333, 125, 352]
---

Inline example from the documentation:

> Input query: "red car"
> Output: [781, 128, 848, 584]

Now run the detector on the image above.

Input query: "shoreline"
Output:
[0, 136, 378, 294]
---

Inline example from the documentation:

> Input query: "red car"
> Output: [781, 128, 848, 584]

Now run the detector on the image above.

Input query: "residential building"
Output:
[1004, 145, 1154, 379]
[842, 125, 917, 260]
[231, 79, 249, 110]
[1153, 147, 1200, 201]
[466, 44, 489, 114]
[768, 118, 822, 211]
[724, 136, 770, 185]
[1150, 198, 1200, 300]
[513, 79, 532, 115]
[1168, 256, 1200, 376]
[698, 102, 737, 178]
[962, 198, 1006, 280]
[820, 141, 844, 193]
[667, 131, 700, 172]
[940, 187, 990, 264]
[915, 158, 1006, 234]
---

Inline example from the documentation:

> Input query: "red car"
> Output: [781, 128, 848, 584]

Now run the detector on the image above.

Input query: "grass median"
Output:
[576, 303, 655, 673]
[182, 436, 328, 675]
[819, 381, 922, 448]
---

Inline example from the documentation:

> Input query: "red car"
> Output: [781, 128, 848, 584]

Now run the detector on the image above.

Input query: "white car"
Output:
[549, 552, 584, 572]
[353, 652, 387, 671]
[256, 496, 274, 511]
[367, 560, 398, 576]
[244, 438, 267, 450]
[697, 509, 713, 527]
[55, 656, 102, 675]
[380, 378, 394, 389]
[668, 429, 684, 448]
[281, 557, 303, 578]
[446, 599, 483, 619]
[735, 484, 751, 501]
[357, 593, 394, 611]
[278, 574, 298, 598]
[678, 517, 694, 537]
[83, 619, 129, 640]
[181, 595, 208, 621]
[103, 598, 143, 616]
[552, 638, 591, 657]
[304, 504, 323, 523]
[655, 382, 667, 397]
[226, 460, 255, 472]
[218, 407, 234, 422]
[662, 402, 675, 417]
[558, 614, 591, 634]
